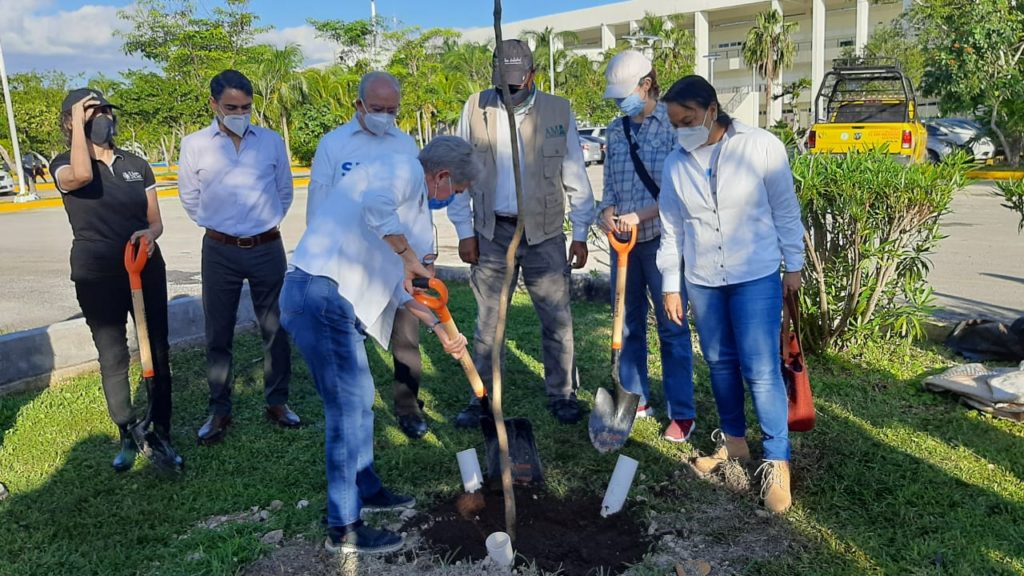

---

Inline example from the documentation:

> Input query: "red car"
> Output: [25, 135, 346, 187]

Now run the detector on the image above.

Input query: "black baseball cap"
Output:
[61, 88, 118, 113]
[491, 40, 534, 88]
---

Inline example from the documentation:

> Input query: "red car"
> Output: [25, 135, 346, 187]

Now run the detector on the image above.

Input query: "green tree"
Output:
[250, 44, 307, 158]
[913, 0, 1024, 166]
[841, 20, 925, 88]
[113, 70, 207, 163]
[117, 0, 267, 86]
[0, 71, 70, 159]
[635, 12, 696, 83]
[518, 28, 580, 94]
[742, 9, 797, 127]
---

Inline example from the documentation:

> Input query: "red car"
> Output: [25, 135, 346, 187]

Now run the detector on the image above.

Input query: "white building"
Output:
[460, 0, 910, 128]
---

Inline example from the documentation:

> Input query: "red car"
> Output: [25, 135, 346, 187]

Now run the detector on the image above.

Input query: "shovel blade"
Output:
[481, 414, 544, 487]
[589, 381, 642, 454]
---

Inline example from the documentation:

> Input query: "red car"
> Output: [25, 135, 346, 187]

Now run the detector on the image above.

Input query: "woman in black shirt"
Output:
[52, 88, 181, 472]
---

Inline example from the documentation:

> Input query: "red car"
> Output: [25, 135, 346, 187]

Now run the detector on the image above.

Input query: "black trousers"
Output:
[74, 249, 172, 430]
[391, 307, 423, 417]
[201, 235, 291, 415]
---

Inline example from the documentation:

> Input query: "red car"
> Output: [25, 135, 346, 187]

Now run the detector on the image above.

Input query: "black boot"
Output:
[112, 424, 138, 472]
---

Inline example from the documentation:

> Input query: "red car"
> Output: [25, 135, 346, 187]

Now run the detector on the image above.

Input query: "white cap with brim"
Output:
[603, 50, 653, 99]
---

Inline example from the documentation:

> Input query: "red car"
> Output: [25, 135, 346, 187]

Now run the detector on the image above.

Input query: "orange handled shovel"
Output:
[413, 278, 543, 486]
[589, 227, 641, 453]
[124, 238, 183, 473]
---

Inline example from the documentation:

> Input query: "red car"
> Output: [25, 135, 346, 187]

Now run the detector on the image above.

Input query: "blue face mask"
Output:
[428, 175, 456, 210]
[616, 91, 645, 117]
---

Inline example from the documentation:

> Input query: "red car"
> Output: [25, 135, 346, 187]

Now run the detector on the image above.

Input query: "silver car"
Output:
[927, 118, 996, 161]
[580, 135, 604, 166]
[0, 169, 14, 195]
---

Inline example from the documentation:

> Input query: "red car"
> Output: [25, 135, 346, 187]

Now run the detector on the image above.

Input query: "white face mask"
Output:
[220, 112, 251, 137]
[363, 111, 396, 135]
[676, 108, 712, 152]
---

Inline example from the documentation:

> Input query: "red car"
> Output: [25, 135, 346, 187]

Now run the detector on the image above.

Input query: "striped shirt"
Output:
[597, 102, 676, 244]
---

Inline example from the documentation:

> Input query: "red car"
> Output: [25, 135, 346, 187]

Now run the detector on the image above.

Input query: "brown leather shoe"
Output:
[266, 404, 301, 428]
[197, 414, 232, 445]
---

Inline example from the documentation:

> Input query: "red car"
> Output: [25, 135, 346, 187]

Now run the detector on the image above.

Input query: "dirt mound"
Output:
[420, 488, 651, 575]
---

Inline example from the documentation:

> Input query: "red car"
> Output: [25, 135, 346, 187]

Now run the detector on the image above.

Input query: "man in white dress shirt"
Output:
[178, 69, 299, 443]
[306, 71, 432, 440]
[448, 40, 596, 427]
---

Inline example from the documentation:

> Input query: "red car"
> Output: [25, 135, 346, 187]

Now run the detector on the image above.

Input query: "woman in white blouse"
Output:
[656, 75, 804, 514]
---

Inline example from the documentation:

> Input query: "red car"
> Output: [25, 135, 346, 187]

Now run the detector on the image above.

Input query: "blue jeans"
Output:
[279, 269, 383, 528]
[610, 238, 695, 420]
[686, 272, 790, 461]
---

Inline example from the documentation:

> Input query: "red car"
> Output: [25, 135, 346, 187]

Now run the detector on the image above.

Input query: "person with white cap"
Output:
[598, 50, 697, 443]
[448, 39, 596, 427]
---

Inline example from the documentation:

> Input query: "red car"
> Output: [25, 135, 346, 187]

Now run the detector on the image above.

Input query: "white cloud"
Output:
[254, 25, 338, 67]
[2, 2, 129, 56]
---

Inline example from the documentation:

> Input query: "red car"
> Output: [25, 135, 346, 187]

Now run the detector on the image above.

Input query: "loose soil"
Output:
[420, 488, 651, 575]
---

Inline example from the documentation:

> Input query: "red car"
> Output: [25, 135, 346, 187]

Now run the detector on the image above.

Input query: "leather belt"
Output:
[495, 214, 518, 224]
[205, 228, 281, 248]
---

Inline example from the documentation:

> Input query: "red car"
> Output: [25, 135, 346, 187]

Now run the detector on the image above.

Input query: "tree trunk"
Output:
[416, 110, 424, 147]
[281, 109, 292, 162]
[989, 99, 1016, 167]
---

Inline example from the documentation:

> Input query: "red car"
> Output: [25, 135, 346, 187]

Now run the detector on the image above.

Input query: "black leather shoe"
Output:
[549, 398, 582, 425]
[397, 414, 428, 439]
[266, 404, 302, 428]
[197, 414, 232, 444]
[325, 522, 404, 555]
[454, 402, 482, 429]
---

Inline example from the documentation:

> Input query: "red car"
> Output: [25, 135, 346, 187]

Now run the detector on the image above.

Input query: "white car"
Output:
[0, 169, 14, 195]
[579, 126, 606, 140]
[928, 118, 997, 161]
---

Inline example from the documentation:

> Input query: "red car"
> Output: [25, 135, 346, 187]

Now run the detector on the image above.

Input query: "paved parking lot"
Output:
[0, 170, 1019, 334]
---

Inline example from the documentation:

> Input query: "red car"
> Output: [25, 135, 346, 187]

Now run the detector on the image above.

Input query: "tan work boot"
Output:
[757, 460, 792, 514]
[690, 429, 750, 477]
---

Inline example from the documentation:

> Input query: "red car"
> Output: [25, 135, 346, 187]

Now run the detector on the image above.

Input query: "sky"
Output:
[0, 0, 620, 79]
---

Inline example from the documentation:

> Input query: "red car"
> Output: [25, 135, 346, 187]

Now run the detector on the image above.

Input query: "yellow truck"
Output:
[807, 59, 927, 163]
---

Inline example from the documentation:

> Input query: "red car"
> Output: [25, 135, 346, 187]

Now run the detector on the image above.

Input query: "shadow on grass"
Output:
[776, 349, 1024, 575]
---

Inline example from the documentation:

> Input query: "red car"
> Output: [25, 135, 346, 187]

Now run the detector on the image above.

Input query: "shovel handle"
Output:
[124, 239, 154, 378]
[608, 229, 635, 350]
[412, 278, 486, 399]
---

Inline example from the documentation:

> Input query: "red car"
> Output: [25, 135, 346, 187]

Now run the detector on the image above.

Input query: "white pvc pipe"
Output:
[600, 454, 639, 517]
[0, 34, 26, 198]
[485, 531, 514, 567]
[456, 448, 483, 493]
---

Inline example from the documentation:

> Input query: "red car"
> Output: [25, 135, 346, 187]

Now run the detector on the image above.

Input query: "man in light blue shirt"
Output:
[178, 69, 298, 444]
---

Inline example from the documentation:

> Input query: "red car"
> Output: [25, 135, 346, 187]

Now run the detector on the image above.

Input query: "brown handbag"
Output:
[782, 293, 816, 432]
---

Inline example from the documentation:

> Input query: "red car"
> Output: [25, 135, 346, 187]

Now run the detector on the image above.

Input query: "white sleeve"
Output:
[763, 136, 805, 272]
[446, 99, 476, 240]
[306, 136, 334, 225]
[656, 155, 686, 293]
[176, 140, 201, 223]
[561, 112, 596, 243]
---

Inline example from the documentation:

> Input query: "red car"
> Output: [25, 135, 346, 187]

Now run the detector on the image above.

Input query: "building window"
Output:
[717, 41, 743, 49]
[838, 39, 855, 48]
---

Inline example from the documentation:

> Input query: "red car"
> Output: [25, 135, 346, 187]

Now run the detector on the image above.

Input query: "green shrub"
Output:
[791, 149, 971, 351]
[995, 178, 1024, 233]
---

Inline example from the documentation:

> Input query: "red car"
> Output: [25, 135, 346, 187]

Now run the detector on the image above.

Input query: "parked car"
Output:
[926, 118, 996, 161]
[579, 126, 606, 140]
[924, 123, 958, 163]
[0, 169, 15, 195]
[580, 134, 605, 166]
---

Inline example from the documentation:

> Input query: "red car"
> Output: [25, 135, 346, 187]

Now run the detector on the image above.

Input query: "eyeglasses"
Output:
[421, 225, 440, 266]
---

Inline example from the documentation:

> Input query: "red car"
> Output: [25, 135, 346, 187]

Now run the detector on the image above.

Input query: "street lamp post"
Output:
[0, 33, 33, 202]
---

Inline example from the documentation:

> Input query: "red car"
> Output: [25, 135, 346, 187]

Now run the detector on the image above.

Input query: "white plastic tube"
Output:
[600, 454, 639, 517]
[456, 448, 483, 493]
[485, 531, 514, 567]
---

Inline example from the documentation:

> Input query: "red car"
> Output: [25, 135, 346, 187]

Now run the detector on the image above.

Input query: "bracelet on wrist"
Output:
[395, 246, 408, 255]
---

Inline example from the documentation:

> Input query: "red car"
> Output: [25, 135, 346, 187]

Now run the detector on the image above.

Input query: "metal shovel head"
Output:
[589, 379, 642, 454]
[129, 418, 184, 474]
[480, 413, 544, 487]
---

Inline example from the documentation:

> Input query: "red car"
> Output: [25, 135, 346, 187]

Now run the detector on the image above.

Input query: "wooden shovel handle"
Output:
[412, 278, 486, 399]
[125, 239, 154, 378]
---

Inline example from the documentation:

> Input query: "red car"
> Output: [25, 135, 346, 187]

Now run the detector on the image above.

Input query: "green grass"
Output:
[1, 283, 1022, 575]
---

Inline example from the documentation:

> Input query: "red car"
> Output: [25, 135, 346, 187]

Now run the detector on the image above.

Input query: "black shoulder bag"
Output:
[621, 116, 660, 200]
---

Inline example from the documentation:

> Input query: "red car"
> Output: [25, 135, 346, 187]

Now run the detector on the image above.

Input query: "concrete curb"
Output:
[0, 265, 612, 397]
[0, 290, 256, 396]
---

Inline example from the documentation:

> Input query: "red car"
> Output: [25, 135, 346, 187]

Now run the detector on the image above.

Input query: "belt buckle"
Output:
[236, 236, 256, 248]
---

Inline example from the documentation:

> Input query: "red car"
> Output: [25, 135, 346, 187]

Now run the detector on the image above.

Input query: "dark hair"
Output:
[210, 69, 253, 100]
[640, 68, 661, 99]
[662, 75, 732, 127]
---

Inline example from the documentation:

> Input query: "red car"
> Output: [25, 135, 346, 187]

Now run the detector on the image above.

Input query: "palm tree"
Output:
[519, 27, 580, 94]
[742, 9, 798, 127]
[441, 41, 493, 93]
[251, 44, 307, 158]
[635, 12, 696, 82]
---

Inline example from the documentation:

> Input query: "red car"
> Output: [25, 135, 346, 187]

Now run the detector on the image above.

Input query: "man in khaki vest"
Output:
[447, 40, 595, 427]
